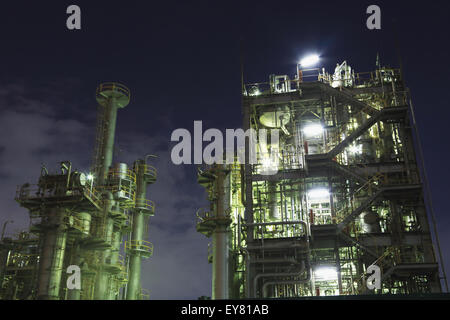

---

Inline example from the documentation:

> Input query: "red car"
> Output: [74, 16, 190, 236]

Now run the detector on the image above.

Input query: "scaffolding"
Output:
[197, 59, 446, 298]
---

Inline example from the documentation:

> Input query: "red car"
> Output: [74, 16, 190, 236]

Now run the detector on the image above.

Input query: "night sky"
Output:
[0, 1, 449, 298]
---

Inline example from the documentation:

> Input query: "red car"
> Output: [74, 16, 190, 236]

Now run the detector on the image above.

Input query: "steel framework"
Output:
[197, 61, 446, 298]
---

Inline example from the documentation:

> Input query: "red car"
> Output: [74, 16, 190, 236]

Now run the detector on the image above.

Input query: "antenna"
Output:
[240, 36, 247, 96]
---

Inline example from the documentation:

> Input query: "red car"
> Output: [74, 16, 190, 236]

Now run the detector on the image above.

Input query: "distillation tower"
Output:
[197, 60, 446, 298]
[0, 83, 157, 300]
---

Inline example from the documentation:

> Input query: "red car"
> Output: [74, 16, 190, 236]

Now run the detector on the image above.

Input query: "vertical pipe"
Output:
[335, 246, 342, 294]
[0, 249, 8, 290]
[98, 98, 118, 184]
[93, 91, 120, 299]
[328, 176, 335, 222]
[268, 182, 279, 221]
[67, 244, 81, 300]
[242, 97, 254, 298]
[212, 166, 229, 299]
[106, 228, 122, 300]
[126, 160, 147, 300]
[94, 198, 114, 300]
[126, 210, 145, 299]
[37, 208, 67, 300]
[212, 227, 229, 299]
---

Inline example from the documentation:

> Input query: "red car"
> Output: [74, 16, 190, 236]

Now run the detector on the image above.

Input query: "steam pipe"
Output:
[252, 241, 311, 298]
[262, 266, 311, 298]
[126, 159, 148, 300]
[97, 98, 118, 184]
[1, 220, 13, 240]
[268, 182, 279, 220]
[94, 191, 115, 300]
[245, 220, 308, 236]
[212, 166, 229, 299]
[36, 208, 67, 300]
[253, 260, 306, 298]
[251, 257, 298, 264]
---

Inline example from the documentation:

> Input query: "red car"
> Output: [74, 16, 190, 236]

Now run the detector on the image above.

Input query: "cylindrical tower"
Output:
[91, 83, 130, 299]
[36, 207, 67, 300]
[212, 166, 230, 299]
[93, 82, 130, 184]
[126, 159, 156, 300]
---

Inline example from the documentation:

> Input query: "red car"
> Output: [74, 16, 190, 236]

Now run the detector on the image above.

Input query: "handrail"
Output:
[246, 220, 308, 239]
[196, 208, 213, 220]
[138, 163, 157, 179]
[125, 240, 154, 255]
[96, 82, 130, 98]
[244, 67, 402, 96]
[108, 168, 137, 183]
[141, 288, 150, 300]
[83, 186, 104, 208]
[102, 185, 136, 202]
[135, 198, 155, 212]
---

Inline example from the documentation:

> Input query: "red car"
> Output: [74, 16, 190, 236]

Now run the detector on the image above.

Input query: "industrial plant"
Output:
[0, 83, 157, 299]
[196, 56, 447, 298]
[0, 56, 447, 301]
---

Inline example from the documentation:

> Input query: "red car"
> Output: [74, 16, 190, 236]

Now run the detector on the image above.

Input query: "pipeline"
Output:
[253, 260, 308, 298]
[252, 240, 311, 298]
[245, 220, 308, 236]
[262, 266, 311, 298]
[36, 207, 67, 300]
[94, 191, 115, 300]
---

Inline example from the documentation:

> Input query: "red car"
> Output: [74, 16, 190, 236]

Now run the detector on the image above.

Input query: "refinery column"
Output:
[36, 207, 67, 299]
[126, 159, 156, 299]
[94, 83, 130, 184]
[93, 83, 130, 299]
[211, 165, 231, 299]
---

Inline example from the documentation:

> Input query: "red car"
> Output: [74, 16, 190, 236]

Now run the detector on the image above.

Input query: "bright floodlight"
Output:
[314, 266, 338, 281]
[307, 188, 330, 199]
[302, 124, 323, 137]
[299, 54, 320, 67]
[348, 144, 362, 154]
[87, 174, 94, 181]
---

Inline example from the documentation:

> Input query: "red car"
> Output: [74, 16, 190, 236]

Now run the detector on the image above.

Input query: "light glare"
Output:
[308, 188, 330, 199]
[348, 144, 362, 154]
[300, 54, 320, 67]
[314, 267, 338, 281]
[302, 124, 323, 137]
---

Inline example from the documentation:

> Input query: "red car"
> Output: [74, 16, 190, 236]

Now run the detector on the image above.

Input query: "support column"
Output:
[126, 211, 144, 300]
[106, 228, 122, 300]
[126, 160, 149, 300]
[67, 244, 81, 300]
[94, 198, 115, 300]
[212, 166, 230, 299]
[98, 101, 118, 184]
[37, 208, 67, 300]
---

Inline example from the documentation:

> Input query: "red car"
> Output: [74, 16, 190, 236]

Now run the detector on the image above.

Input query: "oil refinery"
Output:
[196, 57, 447, 298]
[0, 83, 157, 300]
[0, 58, 447, 300]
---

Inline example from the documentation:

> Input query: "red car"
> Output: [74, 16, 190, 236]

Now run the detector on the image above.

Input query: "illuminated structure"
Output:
[197, 59, 447, 298]
[0, 83, 157, 300]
